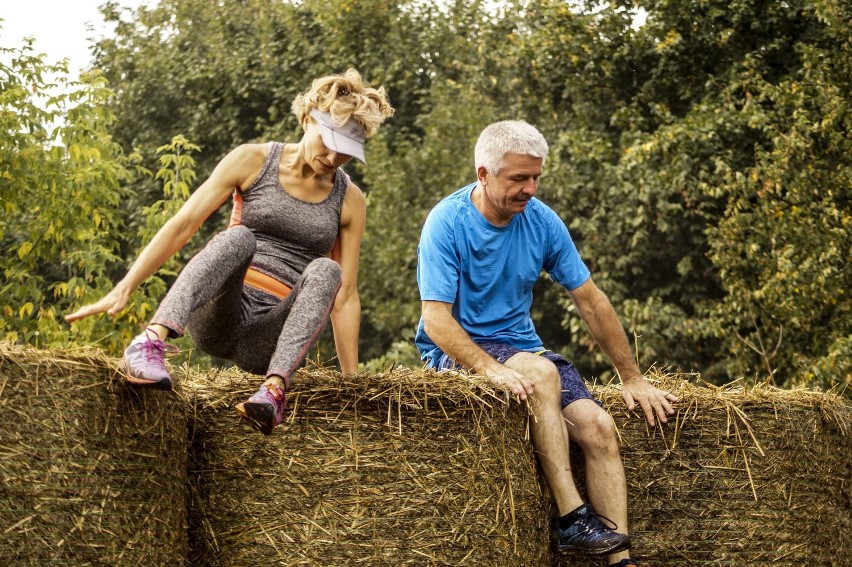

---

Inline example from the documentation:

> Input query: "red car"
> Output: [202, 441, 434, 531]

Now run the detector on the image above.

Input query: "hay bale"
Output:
[6, 341, 846, 566]
[185, 363, 549, 566]
[0, 343, 188, 566]
[551, 369, 852, 566]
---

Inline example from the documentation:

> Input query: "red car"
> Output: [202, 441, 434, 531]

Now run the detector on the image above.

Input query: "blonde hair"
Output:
[291, 69, 394, 138]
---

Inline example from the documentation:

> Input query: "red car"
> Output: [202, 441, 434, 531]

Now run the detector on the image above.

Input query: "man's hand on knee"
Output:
[483, 366, 534, 400]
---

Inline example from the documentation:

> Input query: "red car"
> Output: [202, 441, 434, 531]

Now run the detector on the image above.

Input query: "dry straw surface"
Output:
[185, 362, 550, 566]
[0, 342, 188, 566]
[555, 369, 852, 567]
[2, 341, 849, 567]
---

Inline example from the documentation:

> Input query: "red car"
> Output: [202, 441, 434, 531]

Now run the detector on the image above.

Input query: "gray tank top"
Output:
[230, 141, 348, 287]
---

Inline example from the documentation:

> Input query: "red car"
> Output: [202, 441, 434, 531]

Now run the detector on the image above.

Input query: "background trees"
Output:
[3, 0, 849, 392]
[1, 40, 141, 352]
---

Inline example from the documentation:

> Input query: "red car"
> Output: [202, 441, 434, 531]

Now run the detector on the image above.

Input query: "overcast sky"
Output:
[1, 1, 146, 77]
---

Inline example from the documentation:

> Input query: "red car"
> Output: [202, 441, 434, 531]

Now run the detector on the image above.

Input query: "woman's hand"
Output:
[65, 285, 131, 322]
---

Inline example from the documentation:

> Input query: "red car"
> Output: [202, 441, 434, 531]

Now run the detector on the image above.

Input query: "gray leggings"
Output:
[151, 225, 342, 382]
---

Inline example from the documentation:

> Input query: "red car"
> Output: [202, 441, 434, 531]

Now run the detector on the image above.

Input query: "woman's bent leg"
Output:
[231, 257, 341, 434]
[124, 227, 256, 386]
[232, 257, 342, 378]
[155, 226, 255, 359]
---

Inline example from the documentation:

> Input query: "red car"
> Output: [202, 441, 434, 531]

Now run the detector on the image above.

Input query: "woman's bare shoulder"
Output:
[230, 142, 270, 164]
[216, 143, 271, 188]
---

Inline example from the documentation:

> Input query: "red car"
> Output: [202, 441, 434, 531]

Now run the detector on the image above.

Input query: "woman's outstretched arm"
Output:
[65, 143, 266, 323]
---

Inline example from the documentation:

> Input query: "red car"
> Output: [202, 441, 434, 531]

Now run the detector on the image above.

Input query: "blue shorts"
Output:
[432, 341, 600, 409]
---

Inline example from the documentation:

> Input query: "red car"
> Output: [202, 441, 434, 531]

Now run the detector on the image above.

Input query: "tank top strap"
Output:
[229, 141, 284, 227]
[330, 168, 350, 211]
[261, 141, 284, 182]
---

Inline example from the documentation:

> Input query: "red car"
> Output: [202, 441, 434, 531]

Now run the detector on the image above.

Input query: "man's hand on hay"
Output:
[621, 377, 678, 427]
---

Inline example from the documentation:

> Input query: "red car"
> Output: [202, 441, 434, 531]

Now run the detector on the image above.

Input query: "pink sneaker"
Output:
[122, 329, 176, 390]
[235, 383, 287, 435]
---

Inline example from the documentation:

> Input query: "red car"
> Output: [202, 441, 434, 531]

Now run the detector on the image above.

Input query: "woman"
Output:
[65, 69, 394, 435]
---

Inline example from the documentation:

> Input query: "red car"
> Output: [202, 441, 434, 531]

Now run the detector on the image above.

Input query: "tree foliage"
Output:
[0, 36, 204, 355]
[504, 0, 851, 389]
[703, 0, 852, 386]
[1, 39, 140, 350]
[3, 0, 849, 392]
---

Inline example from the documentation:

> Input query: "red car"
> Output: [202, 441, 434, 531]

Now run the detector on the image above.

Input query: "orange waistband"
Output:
[244, 268, 292, 300]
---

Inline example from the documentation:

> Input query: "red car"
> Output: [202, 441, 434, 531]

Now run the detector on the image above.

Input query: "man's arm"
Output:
[421, 300, 535, 400]
[568, 278, 678, 426]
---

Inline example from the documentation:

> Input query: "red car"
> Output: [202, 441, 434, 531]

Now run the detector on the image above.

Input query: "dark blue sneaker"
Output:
[609, 560, 639, 567]
[556, 503, 631, 556]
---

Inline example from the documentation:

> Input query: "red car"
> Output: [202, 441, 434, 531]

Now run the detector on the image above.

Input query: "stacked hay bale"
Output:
[0, 343, 188, 566]
[185, 363, 549, 566]
[4, 342, 849, 566]
[553, 369, 852, 566]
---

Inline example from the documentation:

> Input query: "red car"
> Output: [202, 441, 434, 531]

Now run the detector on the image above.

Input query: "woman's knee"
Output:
[222, 225, 257, 258]
[304, 256, 342, 284]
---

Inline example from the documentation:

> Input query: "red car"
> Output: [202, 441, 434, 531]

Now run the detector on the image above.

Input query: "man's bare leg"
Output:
[505, 352, 584, 515]
[563, 399, 630, 563]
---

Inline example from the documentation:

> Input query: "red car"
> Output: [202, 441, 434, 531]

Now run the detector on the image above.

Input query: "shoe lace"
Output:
[263, 383, 286, 404]
[139, 331, 177, 363]
[577, 510, 619, 533]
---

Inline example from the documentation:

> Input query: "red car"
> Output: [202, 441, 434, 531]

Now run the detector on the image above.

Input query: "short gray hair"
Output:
[474, 120, 549, 175]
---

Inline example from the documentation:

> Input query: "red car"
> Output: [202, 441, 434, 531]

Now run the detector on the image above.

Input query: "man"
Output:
[415, 120, 677, 567]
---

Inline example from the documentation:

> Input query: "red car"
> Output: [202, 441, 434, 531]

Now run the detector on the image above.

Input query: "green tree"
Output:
[509, 0, 850, 390]
[78, 0, 851, 392]
[705, 0, 852, 389]
[614, 0, 852, 388]
[0, 38, 146, 351]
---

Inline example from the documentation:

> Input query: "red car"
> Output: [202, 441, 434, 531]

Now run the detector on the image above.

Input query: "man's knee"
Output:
[507, 354, 561, 396]
[564, 402, 618, 450]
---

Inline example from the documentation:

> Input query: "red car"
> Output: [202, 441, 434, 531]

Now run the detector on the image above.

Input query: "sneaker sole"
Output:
[121, 360, 173, 391]
[558, 537, 631, 556]
[235, 401, 276, 435]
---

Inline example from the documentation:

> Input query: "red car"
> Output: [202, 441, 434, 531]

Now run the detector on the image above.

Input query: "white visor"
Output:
[310, 109, 367, 163]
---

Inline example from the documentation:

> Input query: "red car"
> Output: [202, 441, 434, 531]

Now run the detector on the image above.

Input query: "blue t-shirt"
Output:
[415, 183, 591, 364]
